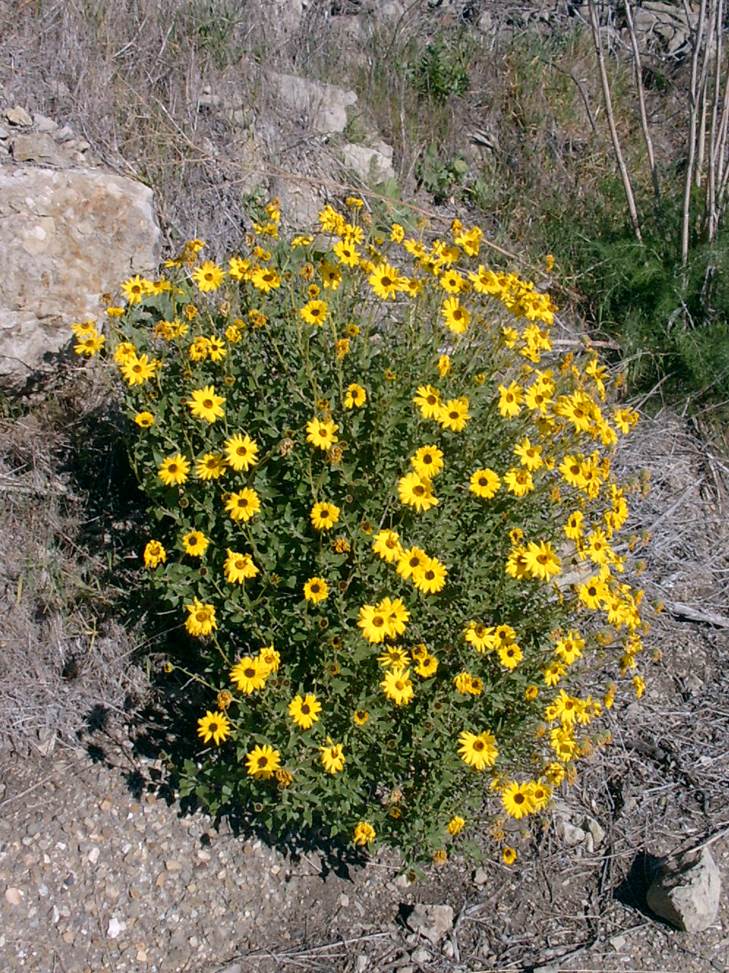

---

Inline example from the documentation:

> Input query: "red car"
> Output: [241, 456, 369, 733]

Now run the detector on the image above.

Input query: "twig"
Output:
[664, 600, 729, 628]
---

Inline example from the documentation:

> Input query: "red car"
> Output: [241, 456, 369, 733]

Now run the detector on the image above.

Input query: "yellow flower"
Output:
[289, 693, 322, 730]
[299, 299, 328, 326]
[225, 488, 261, 522]
[381, 669, 414, 705]
[373, 529, 403, 563]
[398, 472, 439, 512]
[158, 454, 190, 487]
[134, 411, 155, 428]
[343, 383, 367, 408]
[306, 417, 339, 451]
[411, 444, 444, 480]
[184, 599, 217, 637]
[447, 816, 465, 836]
[143, 540, 166, 568]
[303, 576, 329, 603]
[195, 452, 226, 481]
[310, 501, 340, 531]
[457, 730, 498, 771]
[502, 846, 518, 866]
[514, 437, 543, 471]
[415, 654, 438, 677]
[187, 385, 225, 423]
[441, 296, 470, 334]
[501, 781, 536, 819]
[498, 382, 522, 418]
[250, 266, 281, 292]
[437, 354, 451, 377]
[523, 541, 561, 581]
[498, 642, 523, 670]
[245, 744, 281, 779]
[191, 260, 225, 292]
[353, 709, 369, 726]
[412, 557, 447, 595]
[320, 743, 346, 774]
[368, 261, 402, 300]
[469, 468, 500, 499]
[120, 353, 158, 386]
[413, 384, 441, 419]
[437, 397, 470, 432]
[503, 467, 534, 497]
[230, 656, 269, 694]
[224, 433, 259, 472]
[332, 239, 360, 266]
[224, 550, 259, 584]
[197, 710, 231, 746]
[121, 274, 153, 303]
[353, 821, 376, 846]
[182, 529, 209, 557]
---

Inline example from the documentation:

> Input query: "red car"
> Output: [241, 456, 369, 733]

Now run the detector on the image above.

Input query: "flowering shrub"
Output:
[72, 198, 649, 863]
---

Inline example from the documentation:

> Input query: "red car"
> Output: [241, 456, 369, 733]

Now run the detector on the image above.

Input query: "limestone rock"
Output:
[405, 902, 454, 945]
[267, 71, 357, 135]
[11, 133, 70, 167]
[339, 140, 395, 183]
[0, 165, 160, 389]
[646, 847, 722, 932]
[5, 105, 32, 128]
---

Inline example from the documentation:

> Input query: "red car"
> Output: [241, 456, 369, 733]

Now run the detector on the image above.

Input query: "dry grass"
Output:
[0, 368, 149, 753]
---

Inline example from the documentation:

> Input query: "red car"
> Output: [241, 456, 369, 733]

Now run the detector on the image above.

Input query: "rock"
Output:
[585, 816, 605, 850]
[355, 956, 369, 973]
[267, 70, 357, 134]
[0, 125, 8, 141]
[609, 934, 627, 950]
[410, 945, 430, 965]
[473, 867, 488, 886]
[33, 113, 58, 134]
[646, 847, 722, 932]
[339, 140, 395, 183]
[5, 105, 33, 127]
[557, 818, 586, 848]
[217, 965, 242, 973]
[405, 903, 454, 945]
[0, 165, 160, 389]
[271, 174, 321, 229]
[11, 132, 72, 167]
[107, 916, 126, 939]
[4, 887, 24, 905]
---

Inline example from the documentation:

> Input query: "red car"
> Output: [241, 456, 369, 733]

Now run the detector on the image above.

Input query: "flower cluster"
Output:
[73, 197, 650, 863]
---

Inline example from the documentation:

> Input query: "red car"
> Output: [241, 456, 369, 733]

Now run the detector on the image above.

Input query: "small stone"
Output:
[442, 940, 454, 958]
[647, 847, 722, 932]
[33, 113, 58, 133]
[0, 125, 9, 140]
[217, 965, 242, 973]
[355, 955, 369, 973]
[107, 916, 126, 939]
[609, 934, 626, 949]
[405, 903, 454, 945]
[339, 893, 350, 908]
[87, 847, 100, 865]
[557, 818, 586, 848]
[5, 105, 32, 127]
[5, 887, 23, 906]
[136, 947, 148, 962]
[165, 859, 182, 871]
[473, 867, 489, 886]
[62, 930, 74, 945]
[585, 816, 605, 849]
[410, 945, 430, 964]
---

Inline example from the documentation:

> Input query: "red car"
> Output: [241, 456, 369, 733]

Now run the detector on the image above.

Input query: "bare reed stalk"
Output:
[707, 0, 729, 242]
[587, 0, 642, 242]
[623, 0, 660, 200]
[681, 0, 708, 269]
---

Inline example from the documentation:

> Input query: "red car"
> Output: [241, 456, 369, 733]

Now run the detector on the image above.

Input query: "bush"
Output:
[72, 199, 650, 864]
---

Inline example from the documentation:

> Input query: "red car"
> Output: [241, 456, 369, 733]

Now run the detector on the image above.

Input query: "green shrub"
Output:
[72, 199, 651, 864]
